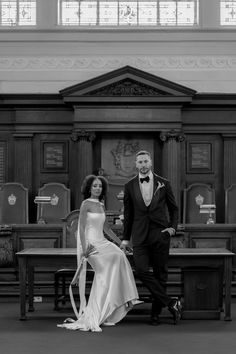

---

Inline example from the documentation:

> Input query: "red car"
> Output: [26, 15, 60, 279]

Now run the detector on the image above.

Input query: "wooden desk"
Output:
[180, 223, 236, 264]
[16, 248, 234, 321]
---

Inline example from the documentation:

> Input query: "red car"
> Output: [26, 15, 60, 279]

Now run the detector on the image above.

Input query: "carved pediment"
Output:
[84, 78, 168, 97]
[60, 65, 196, 103]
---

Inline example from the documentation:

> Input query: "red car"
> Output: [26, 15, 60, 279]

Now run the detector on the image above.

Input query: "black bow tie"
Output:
[140, 176, 150, 183]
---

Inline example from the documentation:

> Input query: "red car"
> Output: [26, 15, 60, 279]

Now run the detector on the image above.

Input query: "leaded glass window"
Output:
[57, 0, 199, 27]
[0, 0, 36, 26]
[220, 0, 236, 25]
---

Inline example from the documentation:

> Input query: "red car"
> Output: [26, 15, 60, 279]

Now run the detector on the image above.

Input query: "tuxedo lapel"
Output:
[133, 176, 146, 208]
[153, 175, 160, 197]
[150, 174, 165, 206]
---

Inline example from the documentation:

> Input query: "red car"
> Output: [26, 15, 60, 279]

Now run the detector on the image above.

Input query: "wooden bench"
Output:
[17, 248, 234, 321]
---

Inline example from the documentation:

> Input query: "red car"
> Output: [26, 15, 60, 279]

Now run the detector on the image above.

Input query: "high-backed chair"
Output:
[225, 184, 236, 223]
[183, 183, 215, 224]
[36, 183, 70, 224]
[0, 182, 29, 224]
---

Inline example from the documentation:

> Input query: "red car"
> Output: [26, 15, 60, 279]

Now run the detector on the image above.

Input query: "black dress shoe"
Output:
[168, 299, 181, 325]
[150, 300, 162, 326]
[150, 315, 161, 326]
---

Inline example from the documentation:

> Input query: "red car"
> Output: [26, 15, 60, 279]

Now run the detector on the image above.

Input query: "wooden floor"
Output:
[1, 299, 236, 354]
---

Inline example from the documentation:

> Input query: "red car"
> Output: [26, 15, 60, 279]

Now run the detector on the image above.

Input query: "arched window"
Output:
[0, 0, 36, 26]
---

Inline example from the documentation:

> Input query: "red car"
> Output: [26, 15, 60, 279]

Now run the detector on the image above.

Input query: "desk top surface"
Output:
[16, 248, 235, 257]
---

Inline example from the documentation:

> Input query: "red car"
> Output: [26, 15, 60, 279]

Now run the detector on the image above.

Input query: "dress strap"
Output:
[69, 257, 88, 320]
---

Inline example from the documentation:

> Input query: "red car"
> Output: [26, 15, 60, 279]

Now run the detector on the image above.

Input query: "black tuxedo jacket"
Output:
[123, 173, 178, 246]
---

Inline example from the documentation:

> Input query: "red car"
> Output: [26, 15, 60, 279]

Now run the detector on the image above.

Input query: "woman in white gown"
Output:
[57, 175, 139, 332]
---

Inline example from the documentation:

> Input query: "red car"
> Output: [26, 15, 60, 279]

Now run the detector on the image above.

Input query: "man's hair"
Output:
[81, 174, 108, 201]
[136, 150, 152, 159]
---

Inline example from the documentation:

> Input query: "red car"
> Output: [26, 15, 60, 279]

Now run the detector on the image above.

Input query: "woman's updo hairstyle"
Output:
[81, 174, 109, 202]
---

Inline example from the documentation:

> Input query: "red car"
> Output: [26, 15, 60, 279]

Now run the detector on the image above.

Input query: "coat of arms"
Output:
[51, 194, 59, 206]
[111, 141, 139, 178]
[195, 194, 204, 206]
[8, 194, 16, 205]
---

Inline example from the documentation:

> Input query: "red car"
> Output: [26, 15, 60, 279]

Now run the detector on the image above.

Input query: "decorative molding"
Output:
[1, 55, 236, 71]
[85, 79, 168, 96]
[70, 130, 96, 142]
[13, 133, 34, 139]
[160, 130, 186, 142]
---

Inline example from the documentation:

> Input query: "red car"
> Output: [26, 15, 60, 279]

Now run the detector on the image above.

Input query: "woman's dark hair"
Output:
[81, 174, 109, 201]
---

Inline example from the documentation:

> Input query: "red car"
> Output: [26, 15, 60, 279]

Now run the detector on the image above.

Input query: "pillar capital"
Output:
[160, 129, 185, 143]
[70, 129, 96, 142]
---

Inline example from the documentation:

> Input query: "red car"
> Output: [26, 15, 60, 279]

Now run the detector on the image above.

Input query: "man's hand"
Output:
[120, 241, 133, 254]
[161, 227, 175, 236]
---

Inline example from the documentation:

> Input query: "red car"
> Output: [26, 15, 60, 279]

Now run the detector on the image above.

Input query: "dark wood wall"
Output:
[0, 101, 74, 222]
[1, 67, 236, 224]
[2, 67, 236, 299]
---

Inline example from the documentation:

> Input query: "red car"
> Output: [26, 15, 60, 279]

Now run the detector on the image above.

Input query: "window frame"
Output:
[56, 0, 200, 29]
[0, 0, 37, 27]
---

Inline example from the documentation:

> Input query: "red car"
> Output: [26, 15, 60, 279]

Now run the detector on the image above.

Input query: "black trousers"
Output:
[133, 228, 171, 310]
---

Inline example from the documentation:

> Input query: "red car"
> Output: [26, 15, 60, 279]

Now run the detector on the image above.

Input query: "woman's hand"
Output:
[82, 244, 98, 258]
[120, 241, 133, 255]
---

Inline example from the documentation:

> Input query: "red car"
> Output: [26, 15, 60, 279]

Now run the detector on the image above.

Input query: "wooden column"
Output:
[13, 133, 33, 190]
[160, 130, 185, 209]
[223, 134, 236, 189]
[70, 130, 96, 208]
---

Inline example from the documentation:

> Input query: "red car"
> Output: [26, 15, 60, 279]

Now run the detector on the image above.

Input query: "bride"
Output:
[57, 174, 139, 332]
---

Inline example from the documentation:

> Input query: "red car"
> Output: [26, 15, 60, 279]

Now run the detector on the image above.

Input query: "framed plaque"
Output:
[187, 142, 213, 173]
[41, 141, 68, 172]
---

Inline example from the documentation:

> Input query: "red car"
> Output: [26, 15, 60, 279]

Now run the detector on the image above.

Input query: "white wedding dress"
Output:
[57, 210, 139, 332]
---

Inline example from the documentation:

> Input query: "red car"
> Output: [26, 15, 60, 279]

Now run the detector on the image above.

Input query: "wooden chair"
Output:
[36, 183, 70, 224]
[0, 182, 28, 224]
[183, 183, 215, 224]
[225, 184, 236, 223]
[54, 209, 94, 310]
[54, 209, 79, 310]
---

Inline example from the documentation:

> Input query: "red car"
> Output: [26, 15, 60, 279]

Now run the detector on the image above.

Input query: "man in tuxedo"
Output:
[120, 150, 181, 325]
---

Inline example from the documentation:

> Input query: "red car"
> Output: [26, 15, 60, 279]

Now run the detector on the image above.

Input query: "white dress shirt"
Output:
[139, 172, 153, 207]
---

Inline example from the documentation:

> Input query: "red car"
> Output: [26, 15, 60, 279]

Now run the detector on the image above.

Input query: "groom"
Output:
[120, 150, 181, 325]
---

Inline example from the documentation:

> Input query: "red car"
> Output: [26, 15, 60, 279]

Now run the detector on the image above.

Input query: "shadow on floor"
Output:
[1, 299, 236, 354]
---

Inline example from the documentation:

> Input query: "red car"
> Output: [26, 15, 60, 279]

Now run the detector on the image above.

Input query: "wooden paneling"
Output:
[0, 183, 29, 224]
[223, 137, 236, 188]
[0, 141, 7, 185]
[182, 268, 221, 319]
[0, 71, 236, 222]
[181, 134, 224, 223]
[182, 223, 236, 267]
[183, 183, 215, 224]
[225, 184, 236, 223]
[13, 134, 33, 191]
[12, 224, 63, 264]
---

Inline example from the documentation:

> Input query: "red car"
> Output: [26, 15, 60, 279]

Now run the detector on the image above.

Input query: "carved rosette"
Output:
[70, 130, 96, 142]
[0, 234, 14, 267]
[160, 130, 185, 143]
